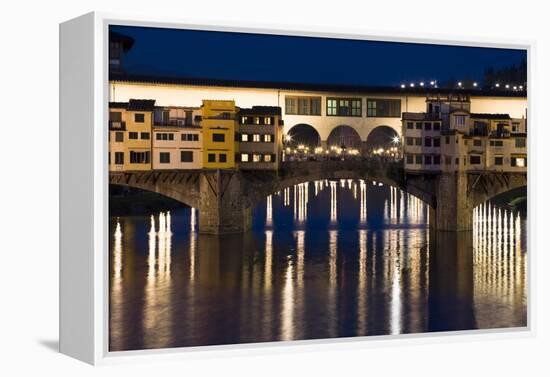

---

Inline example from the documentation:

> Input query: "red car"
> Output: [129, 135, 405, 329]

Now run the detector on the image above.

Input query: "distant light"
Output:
[410, 83, 415, 87]
[284, 134, 292, 142]
[495, 83, 500, 88]
[419, 82, 425, 87]
[505, 84, 510, 89]
[400, 84, 405, 88]
[430, 81, 435, 86]
[513, 86, 518, 90]
[473, 82, 478, 87]
[458, 82, 462, 87]
[519, 85, 524, 90]
[392, 136, 400, 144]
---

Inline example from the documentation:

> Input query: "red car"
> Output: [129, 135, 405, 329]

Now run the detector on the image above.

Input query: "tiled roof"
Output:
[110, 73, 527, 98]
[127, 99, 156, 111]
[402, 112, 441, 121]
[470, 113, 511, 120]
[239, 106, 282, 116]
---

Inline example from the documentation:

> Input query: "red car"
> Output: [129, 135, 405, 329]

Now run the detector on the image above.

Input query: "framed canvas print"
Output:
[59, 12, 532, 365]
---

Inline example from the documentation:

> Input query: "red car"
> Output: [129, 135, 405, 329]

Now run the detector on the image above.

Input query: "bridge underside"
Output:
[109, 163, 526, 234]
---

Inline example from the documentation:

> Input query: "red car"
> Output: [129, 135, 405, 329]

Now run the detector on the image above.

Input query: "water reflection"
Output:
[109, 181, 527, 351]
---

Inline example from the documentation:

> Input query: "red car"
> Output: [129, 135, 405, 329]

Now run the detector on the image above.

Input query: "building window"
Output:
[156, 133, 174, 141]
[114, 152, 124, 165]
[433, 137, 440, 147]
[414, 138, 422, 146]
[208, 153, 216, 163]
[473, 139, 482, 147]
[115, 132, 124, 142]
[285, 96, 321, 115]
[415, 155, 422, 164]
[129, 151, 150, 164]
[159, 152, 170, 164]
[366, 99, 401, 117]
[424, 155, 432, 165]
[129, 132, 138, 139]
[415, 122, 422, 129]
[182, 133, 199, 141]
[327, 98, 362, 117]
[490, 140, 504, 147]
[512, 122, 520, 133]
[181, 151, 193, 162]
[110, 111, 122, 122]
[445, 136, 450, 144]
[494, 156, 503, 166]
[140, 132, 150, 140]
[424, 122, 432, 130]
[469, 155, 481, 165]
[406, 155, 414, 164]
[433, 155, 441, 165]
[265, 117, 272, 125]
[241, 134, 249, 142]
[424, 137, 432, 147]
[464, 139, 468, 146]
[254, 117, 261, 125]
[445, 156, 452, 165]
[511, 156, 526, 167]
[252, 134, 261, 142]
[219, 154, 227, 163]
[240, 153, 249, 162]
[285, 97, 297, 114]
[515, 138, 526, 148]
[433, 122, 441, 131]
[406, 137, 414, 146]
[264, 154, 272, 162]
[212, 133, 225, 142]
[455, 115, 466, 126]
[406, 122, 413, 129]
[263, 134, 273, 142]
[134, 113, 145, 123]
[253, 154, 261, 162]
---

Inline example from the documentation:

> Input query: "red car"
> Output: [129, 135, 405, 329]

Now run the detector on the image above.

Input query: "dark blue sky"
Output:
[111, 25, 526, 87]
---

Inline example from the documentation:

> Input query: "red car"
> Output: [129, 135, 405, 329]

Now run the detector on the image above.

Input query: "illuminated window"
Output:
[511, 156, 526, 167]
[264, 154, 272, 162]
[286, 96, 321, 115]
[253, 154, 261, 162]
[263, 134, 273, 142]
[455, 115, 466, 126]
[285, 97, 297, 114]
[265, 117, 272, 125]
[241, 153, 249, 162]
[253, 134, 261, 142]
[327, 99, 337, 116]
[241, 134, 249, 142]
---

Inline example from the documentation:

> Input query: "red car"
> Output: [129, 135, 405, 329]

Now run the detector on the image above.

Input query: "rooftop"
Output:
[110, 73, 527, 98]
[470, 113, 511, 120]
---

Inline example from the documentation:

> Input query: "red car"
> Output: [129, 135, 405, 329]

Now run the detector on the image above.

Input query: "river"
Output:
[109, 179, 527, 351]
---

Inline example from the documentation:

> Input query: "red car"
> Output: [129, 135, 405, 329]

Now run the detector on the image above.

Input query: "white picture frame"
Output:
[59, 11, 535, 365]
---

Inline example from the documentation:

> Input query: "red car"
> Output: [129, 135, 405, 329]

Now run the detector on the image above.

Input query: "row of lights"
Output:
[400, 80, 438, 89]
[400, 81, 525, 91]
[285, 144, 361, 156]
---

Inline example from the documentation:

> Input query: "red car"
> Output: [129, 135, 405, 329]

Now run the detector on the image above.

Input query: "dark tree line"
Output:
[483, 58, 527, 88]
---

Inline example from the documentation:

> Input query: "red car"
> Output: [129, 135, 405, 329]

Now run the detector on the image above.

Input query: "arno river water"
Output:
[109, 180, 527, 351]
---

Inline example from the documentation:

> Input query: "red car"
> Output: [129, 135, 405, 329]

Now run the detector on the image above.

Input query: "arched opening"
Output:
[109, 184, 191, 216]
[365, 126, 401, 158]
[326, 125, 362, 153]
[284, 124, 321, 160]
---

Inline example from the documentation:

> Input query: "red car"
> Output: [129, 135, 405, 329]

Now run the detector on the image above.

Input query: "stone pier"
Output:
[198, 170, 252, 234]
[432, 172, 474, 231]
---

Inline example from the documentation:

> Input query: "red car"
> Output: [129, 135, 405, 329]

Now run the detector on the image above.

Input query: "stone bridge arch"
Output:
[109, 171, 201, 209]
[467, 172, 527, 208]
[285, 123, 321, 148]
[364, 125, 401, 154]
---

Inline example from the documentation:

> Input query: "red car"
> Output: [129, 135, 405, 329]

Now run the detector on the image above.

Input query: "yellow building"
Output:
[109, 99, 155, 171]
[201, 100, 237, 169]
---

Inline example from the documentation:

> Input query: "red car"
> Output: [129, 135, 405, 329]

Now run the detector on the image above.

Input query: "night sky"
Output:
[110, 25, 526, 87]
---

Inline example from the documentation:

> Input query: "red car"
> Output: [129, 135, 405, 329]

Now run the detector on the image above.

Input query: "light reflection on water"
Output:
[109, 180, 527, 351]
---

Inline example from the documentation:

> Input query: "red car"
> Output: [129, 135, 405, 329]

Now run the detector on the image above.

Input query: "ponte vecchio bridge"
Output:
[109, 160, 526, 234]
